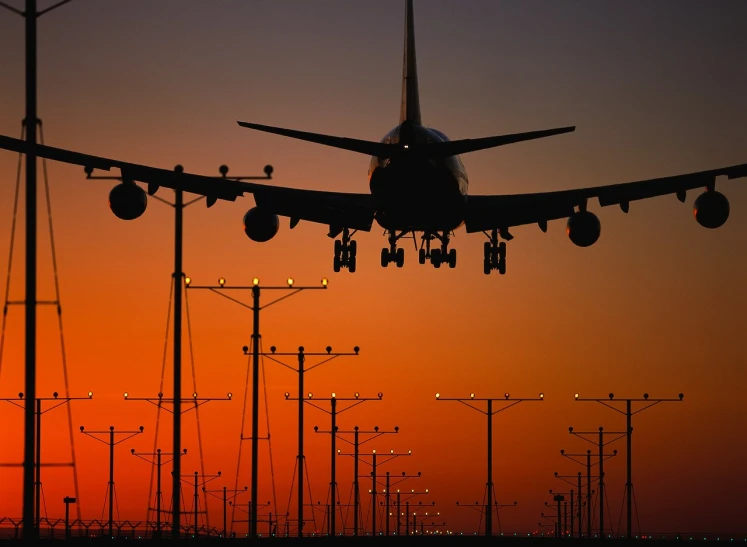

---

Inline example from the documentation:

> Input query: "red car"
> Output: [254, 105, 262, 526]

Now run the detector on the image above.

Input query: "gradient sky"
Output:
[0, 0, 745, 536]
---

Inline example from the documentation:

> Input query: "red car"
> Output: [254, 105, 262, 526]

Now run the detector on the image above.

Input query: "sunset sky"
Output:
[0, 0, 745, 536]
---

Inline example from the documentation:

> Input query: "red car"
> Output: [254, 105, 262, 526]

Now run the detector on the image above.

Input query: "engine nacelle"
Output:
[243, 207, 280, 242]
[566, 210, 601, 247]
[109, 182, 147, 220]
[693, 190, 729, 229]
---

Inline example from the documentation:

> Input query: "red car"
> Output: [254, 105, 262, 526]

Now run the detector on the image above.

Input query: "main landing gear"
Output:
[483, 228, 506, 275]
[381, 230, 406, 268]
[333, 228, 357, 272]
[418, 231, 456, 269]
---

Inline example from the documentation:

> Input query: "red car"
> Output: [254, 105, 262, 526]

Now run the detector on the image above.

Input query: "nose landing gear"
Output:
[333, 228, 357, 272]
[483, 228, 506, 275]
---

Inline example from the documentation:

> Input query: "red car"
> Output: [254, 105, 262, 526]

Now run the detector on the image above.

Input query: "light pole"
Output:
[335, 422, 397, 536]
[187, 276, 328, 537]
[178, 470, 221, 537]
[131, 447, 187, 539]
[549, 489, 574, 537]
[568, 426, 623, 538]
[554, 471, 585, 538]
[310, 391, 383, 536]
[259, 345, 359, 536]
[62, 496, 76, 539]
[79, 425, 144, 538]
[398, 488, 429, 535]
[1, 390, 92, 535]
[86, 161, 268, 540]
[0, 0, 80, 537]
[455, 499, 516, 536]
[380, 471, 422, 536]
[362, 448, 412, 536]
[435, 391, 544, 536]
[574, 392, 684, 538]
[202, 485, 248, 538]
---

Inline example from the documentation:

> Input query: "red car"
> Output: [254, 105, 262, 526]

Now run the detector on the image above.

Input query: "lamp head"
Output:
[470, 392, 475, 399]
[568, 427, 573, 433]
[394, 426, 399, 432]
[219, 277, 226, 287]
[326, 346, 332, 354]
[287, 277, 294, 287]
[354, 392, 359, 399]
[374, 426, 379, 432]
[123, 392, 129, 399]
[504, 392, 510, 399]
[227, 392, 232, 400]
[308, 392, 313, 399]
[354, 346, 359, 354]
[270, 346, 276, 353]
[139, 426, 144, 432]
[88, 391, 93, 398]
[613, 449, 618, 455]
[609, 392, 614, 399]
[331, 392, 336, 399]
[377, 392, 383, 399]
[185, 277, 191, 286]
[53, 392, 58, 399]
[242, 346, 249, 354]
[263, 164, 273, 177]
[321, 277, 328, 287]
[18, 392, 23, 399]
[574, 393, 579, 400]
[252, 277, 260, 286]
[131, 448, 135, 454]
[314, 426, 318, 432]
[679, 393, 684, 400]
[643, 392, 649, 400]
[539, 392, 544, 399]
[435, 392, 440, 399]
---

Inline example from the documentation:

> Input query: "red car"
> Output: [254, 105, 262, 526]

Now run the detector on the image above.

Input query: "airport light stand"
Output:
[554, 470, 585, 538]
[310, 391, 385, 536]
[257, 345, 359, 536]
[1, 391, 92, 536]
[79, 425, 144, 538]
[186, 276, 328, 537]
[435, 391, 544, 536]
[380, 470, 423, 536]
[362, 448, 413, 536]
[202, 485, 249, 539]
[574, 392, 684, 538]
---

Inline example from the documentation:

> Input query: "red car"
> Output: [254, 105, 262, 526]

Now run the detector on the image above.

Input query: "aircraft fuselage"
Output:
[368, 122, 468, 232]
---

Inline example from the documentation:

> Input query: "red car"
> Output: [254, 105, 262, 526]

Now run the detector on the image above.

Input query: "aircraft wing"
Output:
[0, 134, 376, 231]
[464, 162, 747, 234]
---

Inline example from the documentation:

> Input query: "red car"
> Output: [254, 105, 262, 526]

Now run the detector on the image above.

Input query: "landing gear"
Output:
[420, 232, 456, 269]
[381, 231, 406, 268]
[333, 228, 357, 273]
[483, 229, 506, 275]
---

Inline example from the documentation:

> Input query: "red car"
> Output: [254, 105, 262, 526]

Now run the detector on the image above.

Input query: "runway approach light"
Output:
[88, 391, 93, 398]
[219, 277, 225, 286]
[227, 393, 232, 400]
[287, 277, 294, 287]
[192, 392, 198, 399]
[539, 393, 545, 399]
[308, 392, 313, 399]
[185, 277, 191, 286]
[435, 393, 440, 399]
[123, 392, 129, 399]
[252, 277, 260, 286]
[284, 392, 290, 399]
[574, 393, 579, 400]
[331, 392, 336, 398]
[504, 393, 510, 399]
[354, 392, 359, 399]
[321, 278, 328, 287]
[470, 393, 475, 399]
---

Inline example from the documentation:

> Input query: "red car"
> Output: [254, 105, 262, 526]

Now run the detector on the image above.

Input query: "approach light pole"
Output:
[554, 471, 585, 538]
[202, 485, 248, 539]
[79, 425, 144, 538]
[574, 392, 684, 538]
[568, 426, 623, 539]
[335, 423, 398, 536]
[131, 447, 187, 539]
[1, 390, 92, 535]
[435, 391, 544, 536]
[187, 276, 328, 538]
[362, 448, 412, 536]
[455, 499, 516, 536]
[257, 345, 359, 536]
[380, 471, 422, 536]
[310, 391, 384, 536]
[86, 162, 269, 540]
[0, 0, 80, 537]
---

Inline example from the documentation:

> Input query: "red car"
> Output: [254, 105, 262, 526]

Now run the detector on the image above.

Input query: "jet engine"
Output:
[693, 190, 729, 229]
[566, 210, 601, 247]
[243, 207, 280, 242]
[109, 182, 147, 220]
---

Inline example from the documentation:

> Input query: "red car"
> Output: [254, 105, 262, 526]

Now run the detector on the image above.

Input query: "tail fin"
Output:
[400, 0, 422, 125]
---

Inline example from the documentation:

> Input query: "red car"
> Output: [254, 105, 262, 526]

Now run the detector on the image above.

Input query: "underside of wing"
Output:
[465, 162, 747, 235]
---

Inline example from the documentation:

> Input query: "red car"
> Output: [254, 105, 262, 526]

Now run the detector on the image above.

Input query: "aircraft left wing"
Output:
[464, 162, 747, 234]
[0, 134, 376, 231]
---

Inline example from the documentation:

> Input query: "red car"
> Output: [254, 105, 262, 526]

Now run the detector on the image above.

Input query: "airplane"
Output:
[0, 0, 745, 275]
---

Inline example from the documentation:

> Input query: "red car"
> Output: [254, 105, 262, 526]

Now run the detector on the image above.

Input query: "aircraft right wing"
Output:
[464, 162, 747, 234]
[0, 134, 376, 231]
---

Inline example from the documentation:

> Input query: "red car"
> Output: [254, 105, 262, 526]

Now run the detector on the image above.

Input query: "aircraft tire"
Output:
[349, 256, 357, 273]
[483, 259, 491, 275]
[333, 256, 341, 272]
[448, 249, 457, 268]
[396, 248, 405, 268]
[418, 248, 426, 264]
[381, 248, 389, 268]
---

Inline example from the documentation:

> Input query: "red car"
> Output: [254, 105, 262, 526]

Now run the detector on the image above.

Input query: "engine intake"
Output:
[693, 190, 729, 229]
[109, 182, 147, 220]
[243, 207, 280, 242]
[566, 210, 601, 247]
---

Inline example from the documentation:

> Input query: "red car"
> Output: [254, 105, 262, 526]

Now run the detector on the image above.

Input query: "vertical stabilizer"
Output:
[399, 0, 422, 125]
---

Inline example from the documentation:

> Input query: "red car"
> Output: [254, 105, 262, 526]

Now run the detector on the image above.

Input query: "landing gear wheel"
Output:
[483, 258, 491, 275]
[349, 256, 357, 273]
[447, 249, 457, 268]
[418, 248, 426, 265]
[498, 242, 506, 275]
[431, 248, 442, 268]
[395, 248, 405, 268]
[381, 248, 390, 268]
[333, 256, 341, 273]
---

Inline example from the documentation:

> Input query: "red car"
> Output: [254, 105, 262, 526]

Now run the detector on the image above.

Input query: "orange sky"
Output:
[0, 0, 745, 537]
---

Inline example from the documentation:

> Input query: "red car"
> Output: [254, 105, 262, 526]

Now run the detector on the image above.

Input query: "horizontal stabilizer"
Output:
[422, 126, 575, 158]
[237, 121, 395, 158]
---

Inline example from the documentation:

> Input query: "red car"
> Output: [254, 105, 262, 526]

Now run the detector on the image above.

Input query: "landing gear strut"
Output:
[483, 229, 506, 275]
[333, 228, 357, 272]
[416, 231, 456, 269]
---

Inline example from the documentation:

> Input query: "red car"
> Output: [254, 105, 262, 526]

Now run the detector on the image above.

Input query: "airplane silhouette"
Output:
[0, 0, 745, 275]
